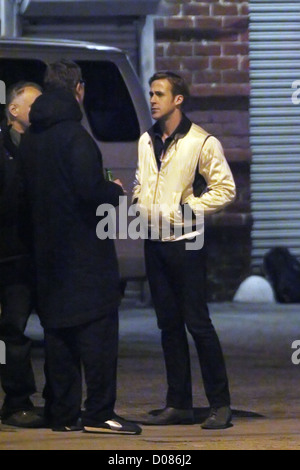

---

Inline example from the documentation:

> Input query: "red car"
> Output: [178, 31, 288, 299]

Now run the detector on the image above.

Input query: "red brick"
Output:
[223, 121, 249, 136]
[239, 56, 250, 71]
[213, 4, 238, 16]
[227, 149, 252, 162]
[194, 17, 222, 30]
[211, 111, 248, 124]
[223, 15, 249, 31]
[155, 2, 250, 95]
[211, 57, 238, 70]
[182, 4, 210, 16]
[199, 122, 225, 136]
[194, 43, 221, 56]
[240, 3, 250, 15]
[166, 43, 194, 57]
[165, 17, 194, 29]
[181, 57, 210, 70]
[226, 83, 251, 96]
[221, 135, 251, 149]
[190, 83, 250, 96]
[222, 43, 249, 56]
[193, 70, 222, 83]
[156, 58, 181, 71]
[186, 110, 215, 124]
[190, 84, 220, 97]
[224, 0, 249, 3]
[239, 30, 249, 42]
[222, 70, 249, 83]
[218, 34, 239, 43]
[206, 212, 251, 229]
[178, 70, 193, 86]
[162, 0, 190, 3]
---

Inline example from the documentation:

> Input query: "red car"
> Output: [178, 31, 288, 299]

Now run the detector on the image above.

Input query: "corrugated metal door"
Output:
[250, 0, 300, 269]
[22, 18, 141, 71]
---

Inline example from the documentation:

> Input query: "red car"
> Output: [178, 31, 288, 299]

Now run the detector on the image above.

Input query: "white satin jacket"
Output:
[132, 121, 236, 241]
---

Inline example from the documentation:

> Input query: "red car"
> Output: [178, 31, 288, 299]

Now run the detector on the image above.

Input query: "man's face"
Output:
[9, 86, 42, 132]
[150, 79, 180, 121]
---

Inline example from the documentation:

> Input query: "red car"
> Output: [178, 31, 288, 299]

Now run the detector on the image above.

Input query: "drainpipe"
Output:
[139, 15, 156, 99]
[1, 0, 22, 37]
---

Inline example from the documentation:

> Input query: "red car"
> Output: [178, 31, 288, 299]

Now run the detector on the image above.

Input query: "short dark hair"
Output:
[149, 71, 190, 100]
[6, 81, 42, 120]
[44, 59, 82, 93]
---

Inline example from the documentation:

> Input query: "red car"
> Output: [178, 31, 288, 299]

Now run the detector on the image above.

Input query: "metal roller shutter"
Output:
[22, 18, 140, 71]
[250, 0, 300, 269]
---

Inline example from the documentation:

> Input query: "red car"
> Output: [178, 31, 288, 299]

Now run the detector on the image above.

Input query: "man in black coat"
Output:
[0, 82, 44, 427]
[20, 60, 141, 434]
[0, 125, 4, 192]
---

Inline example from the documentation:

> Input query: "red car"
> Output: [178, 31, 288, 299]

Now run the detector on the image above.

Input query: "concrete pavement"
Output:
[1, 301, 300, 450]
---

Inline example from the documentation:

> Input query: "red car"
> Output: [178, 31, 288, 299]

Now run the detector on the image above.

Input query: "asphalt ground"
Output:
[1, 301, 300, 451]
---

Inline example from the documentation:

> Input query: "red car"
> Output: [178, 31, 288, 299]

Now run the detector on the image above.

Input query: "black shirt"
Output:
[148, 114, 208, 197]
[149, 114, 192, 170]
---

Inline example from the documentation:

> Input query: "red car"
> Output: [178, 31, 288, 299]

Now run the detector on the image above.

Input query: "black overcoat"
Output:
[0, 122, 31, 287]
[20, 89, 124, 328]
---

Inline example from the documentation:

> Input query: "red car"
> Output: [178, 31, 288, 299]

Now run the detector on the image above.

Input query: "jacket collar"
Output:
[148, 113, 192, 145]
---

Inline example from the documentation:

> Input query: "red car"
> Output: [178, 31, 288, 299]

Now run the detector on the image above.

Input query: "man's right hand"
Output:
[113, 179, 127, 194]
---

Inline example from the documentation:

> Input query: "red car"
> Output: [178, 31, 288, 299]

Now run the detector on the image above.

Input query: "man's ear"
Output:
[175, 95, 184, 106]
[8, 103, 18, 118]
[75, 82, 84, 105]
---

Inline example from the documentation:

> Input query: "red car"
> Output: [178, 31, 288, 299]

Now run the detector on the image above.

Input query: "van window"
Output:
[78, 61, 140, 143]
[0, 58, 140, 142]
[0, 59, 46, 89]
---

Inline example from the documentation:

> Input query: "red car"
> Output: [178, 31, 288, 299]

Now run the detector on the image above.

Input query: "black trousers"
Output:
[0, 281, 36, 417]
[145, 239, 231, 410]
[43, 309, 119, 427]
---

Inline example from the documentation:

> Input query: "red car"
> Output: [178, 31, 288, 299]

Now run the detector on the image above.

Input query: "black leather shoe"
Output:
[1, 410, 46, 429]
[139, 407, 195, 425]
[201, 406, 232, 430]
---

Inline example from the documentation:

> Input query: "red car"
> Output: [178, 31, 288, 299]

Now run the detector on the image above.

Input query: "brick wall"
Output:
[156, 0, 250, 97]
[154, 0, 252, 300]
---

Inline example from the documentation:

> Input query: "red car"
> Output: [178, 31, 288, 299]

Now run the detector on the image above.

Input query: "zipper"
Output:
[148, 139, 160, 205]
[153, 173, 160, 205]
[151, 139, 176, 205]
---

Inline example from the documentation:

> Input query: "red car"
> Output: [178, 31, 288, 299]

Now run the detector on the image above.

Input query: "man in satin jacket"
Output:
[133, 71, 236, 430]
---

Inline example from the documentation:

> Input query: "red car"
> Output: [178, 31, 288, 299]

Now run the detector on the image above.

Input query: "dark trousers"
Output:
[145, 239, 231, 410]
[43, 310, 119, 427]
[0, 282, 36, 417]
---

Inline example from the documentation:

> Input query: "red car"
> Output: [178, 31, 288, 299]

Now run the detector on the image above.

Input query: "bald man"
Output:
[6, 82, 42, 142]
[0, 82, 44, 428]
